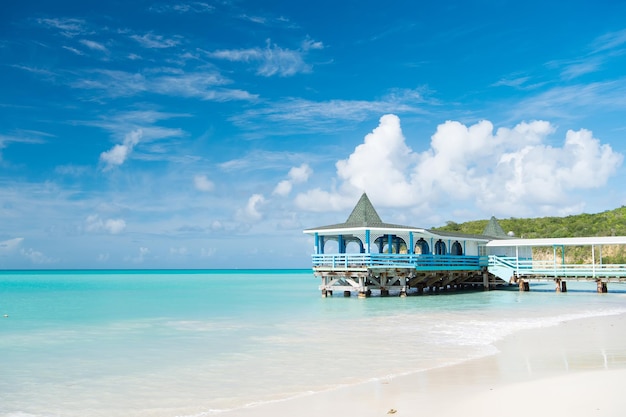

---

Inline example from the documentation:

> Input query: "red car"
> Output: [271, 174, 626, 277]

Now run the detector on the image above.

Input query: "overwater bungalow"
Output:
[304, 193, 626, 296]
[303, 193, 500, 297]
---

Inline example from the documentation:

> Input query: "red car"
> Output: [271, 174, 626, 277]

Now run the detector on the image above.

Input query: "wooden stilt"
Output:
[482, 269, 490, 291]
[400, 277, 407, 297]
[343, 290, 351, 297]
[561, 281, 567, 292]
[555, 278, 562, 293]
[380, 288, 389, 297]
[519, 279, 529, 291]
[321, 288, 328, 298]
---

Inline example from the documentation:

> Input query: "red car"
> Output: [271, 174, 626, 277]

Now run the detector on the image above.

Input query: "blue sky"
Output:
[2, 0, 626, 269]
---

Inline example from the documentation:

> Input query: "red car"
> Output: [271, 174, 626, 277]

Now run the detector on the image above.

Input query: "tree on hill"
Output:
[432, 206, 626, 264]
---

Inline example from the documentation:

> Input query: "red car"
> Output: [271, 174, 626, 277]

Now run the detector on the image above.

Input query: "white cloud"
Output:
[131, 33, 180, 49]
[37, 18, 88, 37]
[85, 215, 127, 234]
[208, 38, 322, 77]
[302, 38, 324, 51]
[273, 180, 292, 196]
[79, 39, 108, 52]
[288, 163, 312, 183]
[100, 129, 142, 170]
[21, 248, 56, 264]
[0, 237, 24, 253]
[335, 114, 415, 206]
[230, 90, 427, 133]
[151, 2, 215, 13]
[273, 163, 313, 196]
[63, 46, 85, 56]
[170, 246, 188, 255]
[127, 247, 150, 263]
[105, 219, 127, 234]
[72, 69, 257, 102]
[295, 114, 623, 217]
[236, 194, 265, 221]
[194, 174, 215, 192]
[591, 28, 626, 53]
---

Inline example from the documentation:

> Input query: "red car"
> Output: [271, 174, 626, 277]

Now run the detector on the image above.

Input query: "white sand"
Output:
[225, 312, 626, 417]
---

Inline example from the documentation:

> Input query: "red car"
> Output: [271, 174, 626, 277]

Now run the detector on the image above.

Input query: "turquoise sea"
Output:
[1, 270, 626, 417]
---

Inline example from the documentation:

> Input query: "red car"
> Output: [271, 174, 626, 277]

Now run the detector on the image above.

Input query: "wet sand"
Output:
[225, 311, 626, 417]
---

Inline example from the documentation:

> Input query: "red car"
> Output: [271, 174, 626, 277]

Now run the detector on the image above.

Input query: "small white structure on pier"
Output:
[487, 236, 626, 292]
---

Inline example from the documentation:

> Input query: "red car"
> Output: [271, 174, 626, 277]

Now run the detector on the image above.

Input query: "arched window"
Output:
[451, 241, 463, 256]
[414, 238, 430, 255]
[374, 235, 407, 254]
[434, 239, 447, 255]
[345, 239, 364, 254]
[323, 239, 338, 254]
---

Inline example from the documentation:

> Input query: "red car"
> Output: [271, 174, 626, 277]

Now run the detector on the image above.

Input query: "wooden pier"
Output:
[304, 193, 626, 297]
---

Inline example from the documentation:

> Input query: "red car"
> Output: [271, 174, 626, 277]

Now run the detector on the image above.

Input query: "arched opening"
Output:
[434, 239, 447, 255]
[368, 242, 381, 253]
[414, 238, 430, 255]
[345, 239, 364, 254]
[374, 235, 406, 254]
[323, 239, 338, 254]
[451, 241, 463, 256]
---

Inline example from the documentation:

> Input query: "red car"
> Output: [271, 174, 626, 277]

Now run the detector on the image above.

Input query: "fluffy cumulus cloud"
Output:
[236, 194, 265, 221]
[100, 129, 142, 170]
[194, 174, 215, 192]
[85, 214, 127, 234]
[295, 114, 623, 217]
[273, 163, 312, 196]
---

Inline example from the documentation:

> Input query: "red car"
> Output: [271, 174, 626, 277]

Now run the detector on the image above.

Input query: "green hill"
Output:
[433, 206, 626, 264]
[433, 206, 626, 238]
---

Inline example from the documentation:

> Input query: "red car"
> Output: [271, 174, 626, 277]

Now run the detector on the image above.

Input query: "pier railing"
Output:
[488, 255, 626, 279]
[312, 253, 488, 270]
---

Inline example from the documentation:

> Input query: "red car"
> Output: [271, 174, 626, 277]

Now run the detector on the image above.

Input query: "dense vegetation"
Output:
[433, 206, 626, 264]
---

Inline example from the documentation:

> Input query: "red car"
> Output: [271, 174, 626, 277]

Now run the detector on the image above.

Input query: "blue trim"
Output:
[314, 233, 320, 255]
[365, 230, 370, 254]
[387, 234, 393, 254]
[409, 232, 414, 254]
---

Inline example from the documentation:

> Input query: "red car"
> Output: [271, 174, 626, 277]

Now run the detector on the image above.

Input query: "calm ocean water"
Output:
[1, 270, 626, 417]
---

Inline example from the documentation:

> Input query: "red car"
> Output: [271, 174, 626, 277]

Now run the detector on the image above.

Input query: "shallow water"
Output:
[1, 270, 625, 417]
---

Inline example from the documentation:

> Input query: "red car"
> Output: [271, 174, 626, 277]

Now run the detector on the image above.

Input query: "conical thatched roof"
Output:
[305, 193, 414, 231]
[344, 193, 383, 226]
[482, 216, 507, 238]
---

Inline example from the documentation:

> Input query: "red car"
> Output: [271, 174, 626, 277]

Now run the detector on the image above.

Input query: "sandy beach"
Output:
[227, 311, 626, 417]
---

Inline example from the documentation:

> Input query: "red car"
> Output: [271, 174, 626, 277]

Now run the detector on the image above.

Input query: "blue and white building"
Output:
[304, 193, 626, 296]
